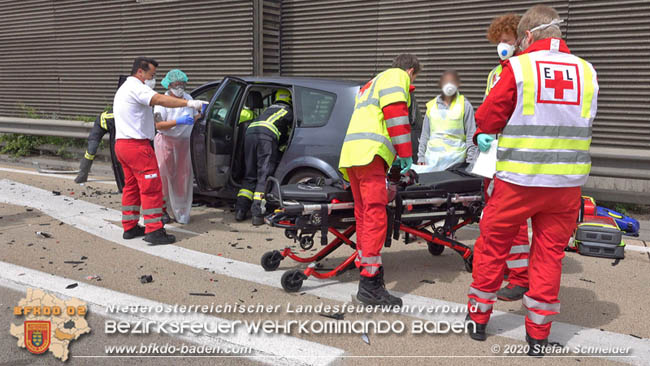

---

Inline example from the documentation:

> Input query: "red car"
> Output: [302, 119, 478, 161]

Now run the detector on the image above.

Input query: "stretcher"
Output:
[259, 168, 484, 292]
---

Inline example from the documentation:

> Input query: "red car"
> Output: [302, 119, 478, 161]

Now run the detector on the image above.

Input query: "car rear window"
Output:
[296, 86, 336, 128]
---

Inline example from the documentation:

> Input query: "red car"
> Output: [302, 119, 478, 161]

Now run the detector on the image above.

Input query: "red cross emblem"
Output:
[546, 70, 574, 99]
[536, 61, 581, 106]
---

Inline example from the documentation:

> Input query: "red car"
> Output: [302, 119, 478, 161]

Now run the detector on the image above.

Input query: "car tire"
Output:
[287, 169, 326, 184]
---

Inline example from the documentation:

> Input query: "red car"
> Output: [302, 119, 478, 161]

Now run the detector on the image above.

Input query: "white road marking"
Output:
[1, 179, 649, 365]
[0, 261, 344, 366]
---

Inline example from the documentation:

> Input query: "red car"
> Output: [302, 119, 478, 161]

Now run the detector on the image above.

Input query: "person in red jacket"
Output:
[466, 5, 598, 357]
[484, 13, 531, 302]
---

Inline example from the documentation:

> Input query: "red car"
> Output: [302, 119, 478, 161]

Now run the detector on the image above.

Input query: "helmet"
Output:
[274, 89, 292, 104]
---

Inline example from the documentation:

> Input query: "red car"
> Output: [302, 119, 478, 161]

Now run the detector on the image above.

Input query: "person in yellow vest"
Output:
[465, 5, 598, 356]
[484, 13, 531, 303]
[339, 53, 420, 307]
[416, 70, 477, 172]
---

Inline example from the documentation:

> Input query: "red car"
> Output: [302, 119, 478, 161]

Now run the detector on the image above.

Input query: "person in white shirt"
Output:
[113, 57, 205, 245]
[153, 69, 198, 225]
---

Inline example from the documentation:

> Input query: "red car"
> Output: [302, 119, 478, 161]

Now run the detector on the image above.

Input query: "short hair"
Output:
[392, 53, 421, 75]
[131, 57, 159, 75]
[439, 69, 460, 85]
[486, 13, 521, 43]
[518, 5, 562, 41]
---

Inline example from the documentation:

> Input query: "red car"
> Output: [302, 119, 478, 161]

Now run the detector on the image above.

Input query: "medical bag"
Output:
[574, 216, 625, 259]
[596, 206, 640, 237]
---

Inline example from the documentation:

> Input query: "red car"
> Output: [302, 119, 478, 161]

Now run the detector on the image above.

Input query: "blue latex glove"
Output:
[477, 134, 495, 152]
[201, 103, 208, 115]
[176, 114, 194, 125]
[396, 156, 413, 174]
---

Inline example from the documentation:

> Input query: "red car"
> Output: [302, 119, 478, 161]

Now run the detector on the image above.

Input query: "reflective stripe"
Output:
[499, 136, 591, 151]
[249, 121, 280, 138]
[362, 266, 380, 275]
[507, 258, 529, 269]
[527, 311, 557, 325]
[354, 97, 379, 110]
[468, 287, 497, 301]
[498, 149, 591, 164]
[520, 54, 535, 115]
[122, 205, 140, 212]
[238, 189, 253, 200]
[503, 125, 592, 138]
[142, 208, 163, 215]
[359, 255, 382, 265]
[266, 109, 289, 124]
[390, 133, 411, 145]
[580, 59, 595, 119]
[144, 217, 162, 224]
[253, 192, 264, 200]
[497, 161, 591, 176]
[385, 116, 409, 128]
[122, 214, 139, 221]
[344, 132, 397, 156]
[523, 295, 561, 313]
[84, 151, 95, 160]
[378, 86, 407, 100]
[469, 298, 493, 312]
[100, 112, 113, 130]
[509, 244, 530, 254]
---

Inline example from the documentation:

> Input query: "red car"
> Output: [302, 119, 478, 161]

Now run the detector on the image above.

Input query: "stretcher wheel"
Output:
[261, 250, 283, 271]
[281, 269, 306, 292]
[464, 254, 473, 273]
[299, 236, 314, 250]
[285, 230, 298, 239]
[427, 242, 445, 256]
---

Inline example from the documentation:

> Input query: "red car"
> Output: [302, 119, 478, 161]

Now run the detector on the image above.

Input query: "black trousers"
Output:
[235, 133, 278, 217]
[86, 120, 107, 157]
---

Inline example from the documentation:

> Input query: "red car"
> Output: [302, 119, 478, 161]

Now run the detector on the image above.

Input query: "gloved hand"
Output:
[201, 103, 208, 115]
[396, 156, 413, 174]
[176, 114, 194, 125]
[187, 100, 208, 110]
[477, 134, 495, 152]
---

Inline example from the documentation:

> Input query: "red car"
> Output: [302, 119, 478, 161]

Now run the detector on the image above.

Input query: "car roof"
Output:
[239, 76, 361, 89]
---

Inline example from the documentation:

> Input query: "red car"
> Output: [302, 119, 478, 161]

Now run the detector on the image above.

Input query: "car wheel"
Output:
[287, 169, 326, 184]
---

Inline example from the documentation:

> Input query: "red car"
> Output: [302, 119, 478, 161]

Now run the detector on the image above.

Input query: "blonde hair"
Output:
[518, 5, 562, 41]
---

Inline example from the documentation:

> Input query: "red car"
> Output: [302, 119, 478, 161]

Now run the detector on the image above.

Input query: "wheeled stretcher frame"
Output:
[260, 174, 484, 293]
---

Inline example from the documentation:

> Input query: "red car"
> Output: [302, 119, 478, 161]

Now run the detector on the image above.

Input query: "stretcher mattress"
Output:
[278, 170, 483, 203]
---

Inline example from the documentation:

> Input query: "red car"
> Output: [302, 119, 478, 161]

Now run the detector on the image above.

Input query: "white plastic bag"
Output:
[154, 134, 193, 224]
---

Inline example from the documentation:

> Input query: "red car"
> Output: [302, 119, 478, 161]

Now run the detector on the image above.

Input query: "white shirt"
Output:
[113, 76, 157, 140]
[153, 91, 197, 139]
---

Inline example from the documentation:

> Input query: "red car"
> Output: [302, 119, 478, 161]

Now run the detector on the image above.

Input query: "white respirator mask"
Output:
[144, 78, 156, 89]
[442, 83, 458, 97]
[497, 42, 516, 60]
[170, 87, 184, 97]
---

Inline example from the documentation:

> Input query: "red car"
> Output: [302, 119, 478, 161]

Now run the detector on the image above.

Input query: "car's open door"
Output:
[190, 77, 247, 192]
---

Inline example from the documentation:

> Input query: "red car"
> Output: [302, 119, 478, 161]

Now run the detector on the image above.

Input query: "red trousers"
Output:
[484, 178, 530, 288]
[115, 139, 164, 234]
[348, 156, 387, 277]
[469, 178, 580, 339]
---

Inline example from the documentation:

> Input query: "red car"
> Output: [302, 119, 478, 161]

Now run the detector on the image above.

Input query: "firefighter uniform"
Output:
[339, 67, 414, 307]
[235, 90, 293, 225]
[74, 110, 126, 191]
[484, 60, 531, 298]
[468, 38, 598, 344]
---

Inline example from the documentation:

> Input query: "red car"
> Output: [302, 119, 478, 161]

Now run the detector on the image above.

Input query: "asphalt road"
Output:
[0, 160, 648, 366]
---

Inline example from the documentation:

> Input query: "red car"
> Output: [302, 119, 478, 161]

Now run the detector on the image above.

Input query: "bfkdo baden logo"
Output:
[24, 320, 51, 354]
[10, 288, 91, 362]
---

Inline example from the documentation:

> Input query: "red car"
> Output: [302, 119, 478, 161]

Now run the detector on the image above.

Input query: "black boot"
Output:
[123, 225, 146, 240]
[356, 267, 402, 307]
[144, 228, 176, 245]
[74, 158, 93, 183]
[526, 334, 548, 357]
[235, 209, 247, 222]
[251, 215, 265, 226]
[497, 283, 528, 301]
[465, 314, 488, 341]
